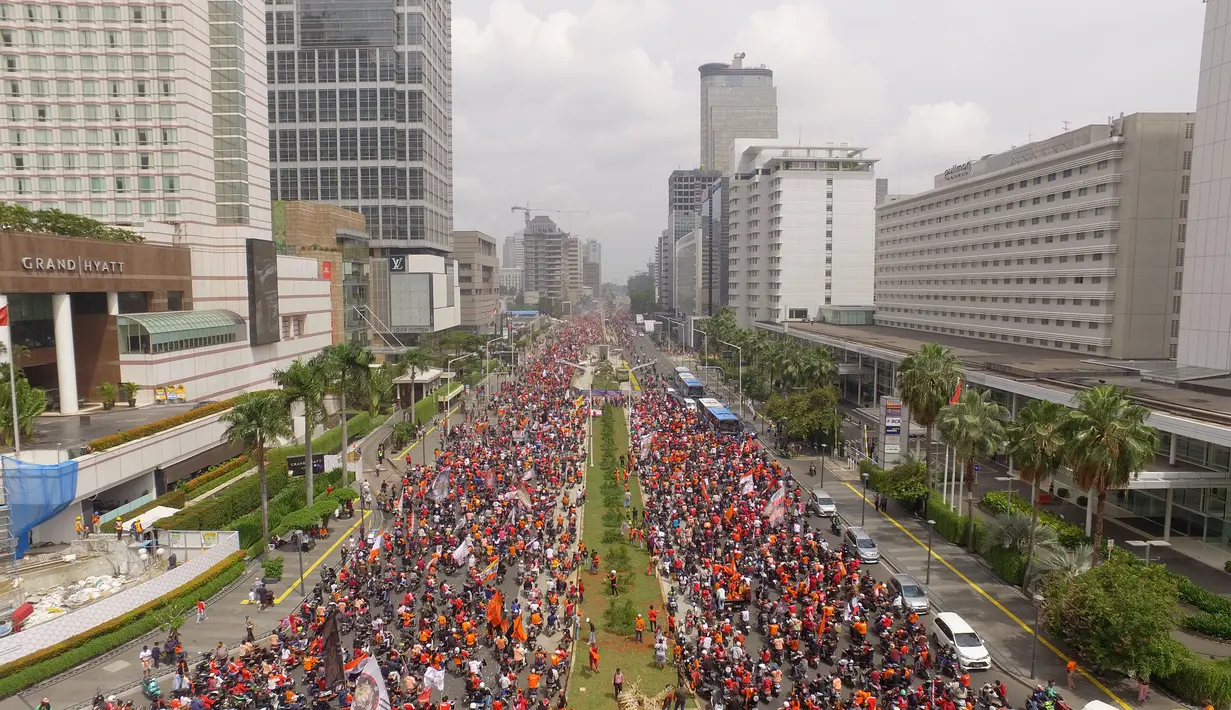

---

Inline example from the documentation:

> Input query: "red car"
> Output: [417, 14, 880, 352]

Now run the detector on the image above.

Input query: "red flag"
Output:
[417, 689, 433, 704]
[949, 379, 963, 405]
[0, 305, 8, 326]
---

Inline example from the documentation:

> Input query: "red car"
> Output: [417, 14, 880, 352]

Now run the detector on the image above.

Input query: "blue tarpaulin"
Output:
[2, 456, 77, 560]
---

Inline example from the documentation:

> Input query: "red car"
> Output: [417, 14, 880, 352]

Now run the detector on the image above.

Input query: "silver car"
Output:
[843, 526, 880, 563]
[891, 573, 930, 614]
[811, 488, 837, 517]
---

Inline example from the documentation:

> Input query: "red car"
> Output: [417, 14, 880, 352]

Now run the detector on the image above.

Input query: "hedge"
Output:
[980, 491, 1090, 549]
[0, 551, 246, 698]
[413, 395, 437, 425]
[1157, 654, 1231, 707]
[87, 396, 247, 452]
[184, 455, 251, 500]
[155, 411, 378, 533]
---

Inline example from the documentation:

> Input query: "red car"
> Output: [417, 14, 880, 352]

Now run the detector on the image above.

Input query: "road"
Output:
[626, 330, 1157, 710]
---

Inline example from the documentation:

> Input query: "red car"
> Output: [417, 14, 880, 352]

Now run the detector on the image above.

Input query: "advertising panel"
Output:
[246, 238, 280, 345]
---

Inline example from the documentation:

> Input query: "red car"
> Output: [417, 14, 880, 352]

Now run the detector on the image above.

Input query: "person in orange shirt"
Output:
[634, 614, 645, 643]
[588, 644, 600, 672]
[647, 605, 658, 633]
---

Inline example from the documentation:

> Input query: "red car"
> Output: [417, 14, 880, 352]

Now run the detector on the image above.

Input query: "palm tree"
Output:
[938, 388, 1009, 549]
[1064, 385, 1158, 566]
[221, 391, 292, 554]
[272, 357, 327, 506]
[984, 510, 1057, 556]
[897, 343, 962, 479]
[367, 363, 395, 416]
[401, 348, 433, 421]
[322, 343, 372, 487]
[1006, 399, 1069, 589]
[1029, 542, 1094, 587]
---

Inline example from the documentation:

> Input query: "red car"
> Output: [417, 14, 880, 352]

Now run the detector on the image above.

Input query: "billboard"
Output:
[287, 453, 326, 477]
[246, 239, 280, 345]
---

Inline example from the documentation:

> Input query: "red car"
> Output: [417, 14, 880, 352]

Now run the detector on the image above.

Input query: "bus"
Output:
[676, 370, 705, 398]
[697, 397, 741, 434]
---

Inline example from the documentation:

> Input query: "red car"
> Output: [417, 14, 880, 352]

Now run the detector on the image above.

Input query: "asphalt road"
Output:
[624, 333, 1044, 705]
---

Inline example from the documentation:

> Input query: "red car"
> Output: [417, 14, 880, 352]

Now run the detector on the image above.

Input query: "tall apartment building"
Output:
[1181, 0, 1231, 368]
[522, 216, 576, 307]
[0, 0, 333, 407]
[727, 142, 877, 329]
[700, 178, 730, 314]
[502, 231, 524, 269]
[876, 113, 1193, 360]
[582, 238, 601, 291]
[665, 169, 720, 312]
[453, 230, 498, 334]
[673, 228, 702, 317]
[699, 54, 777, 174]
[655, 229, 672, 310]
[264, 0, 453, 250]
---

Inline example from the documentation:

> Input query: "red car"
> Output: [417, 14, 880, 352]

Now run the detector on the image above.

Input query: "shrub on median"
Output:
[87, 396, 252, 452]
[0, 551, 246, 698]
[981, 491, 1089, 549]
[1157, 652, 1231, 707]
[184, 455, 251, 500]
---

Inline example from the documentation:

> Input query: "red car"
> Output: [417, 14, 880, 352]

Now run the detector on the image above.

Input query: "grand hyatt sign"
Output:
[21, 256, 125, 274]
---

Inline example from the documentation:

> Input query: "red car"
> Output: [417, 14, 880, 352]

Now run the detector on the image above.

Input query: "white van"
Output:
[930, 612, 991, 670]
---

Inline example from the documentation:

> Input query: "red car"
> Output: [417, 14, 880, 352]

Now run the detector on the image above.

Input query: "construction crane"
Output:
[511, 203, 589, 228]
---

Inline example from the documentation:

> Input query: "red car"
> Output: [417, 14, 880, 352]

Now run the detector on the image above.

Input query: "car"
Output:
[930, 612, 991, 671]
[810, 487, 837, 517]
[843, 526, 880, 563]
[889, 573, 930, 614]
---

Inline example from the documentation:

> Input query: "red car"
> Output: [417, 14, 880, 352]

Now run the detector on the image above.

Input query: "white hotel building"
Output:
[726, 141, 877, 329]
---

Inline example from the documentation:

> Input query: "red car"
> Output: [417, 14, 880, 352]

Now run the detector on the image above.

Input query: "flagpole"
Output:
[2, 325, 18, 453]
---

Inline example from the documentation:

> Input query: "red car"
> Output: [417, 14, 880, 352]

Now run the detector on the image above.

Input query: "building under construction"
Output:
[521, 216, 582, 312]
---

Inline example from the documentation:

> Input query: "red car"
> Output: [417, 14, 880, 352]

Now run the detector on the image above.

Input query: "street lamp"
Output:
[1030, 594, 1044, 679]
[445, 353, 476, 437]
[925, 519, 936, 585]
[994, 476, 1016, 509]
[719, 340, 743, 418]
[860, 472, 870, 526]
[1125, 539, 1172, 564]
[819, 443, 829, 487]
[483, 337, 502, 401]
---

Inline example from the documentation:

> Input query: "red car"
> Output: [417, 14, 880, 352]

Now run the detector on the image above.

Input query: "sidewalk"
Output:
[0, 409, 446, 710]
[821, 464, 1177, 710]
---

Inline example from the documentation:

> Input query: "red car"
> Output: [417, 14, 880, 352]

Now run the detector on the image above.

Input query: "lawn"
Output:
[572, 406, 684, 710]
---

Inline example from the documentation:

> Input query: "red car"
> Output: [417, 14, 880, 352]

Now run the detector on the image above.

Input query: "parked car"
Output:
[930, 612, 991, 671]
[889, 573, 930, 614]
[810, 487, 837, 517]
[843, 526, 880, 564]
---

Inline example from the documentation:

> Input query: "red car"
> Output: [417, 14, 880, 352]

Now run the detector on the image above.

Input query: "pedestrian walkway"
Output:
[0, 408, 454, 710]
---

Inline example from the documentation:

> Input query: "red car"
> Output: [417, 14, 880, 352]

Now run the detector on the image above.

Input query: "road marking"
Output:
[102, 660, 130, 673]
[839, 481, 1132, 710]
[240, 510, 371, 605]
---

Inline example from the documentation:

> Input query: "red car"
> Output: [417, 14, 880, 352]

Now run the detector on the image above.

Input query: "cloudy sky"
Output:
[451, 0, 1205, 283]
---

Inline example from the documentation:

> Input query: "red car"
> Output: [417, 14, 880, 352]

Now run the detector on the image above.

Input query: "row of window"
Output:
[0, 28, 173, 50]
[269, 166, 425, 202]
[874, 317, 1105, 353]
[878, 250, 1109, 274]
[266, 10, 429, 47]
[1, 173, 179, 192]
[0, 4, 171, 23]
[2, 78, 174, 102]
[0, 196, 180, 218]
[4, 102, 176, 123]
[0, 126, 176, 147]
[879, 160, 1113, 225]
[879, 294, 1106, 307]
[266, 48, 430, 86]
[270, 126, 426, 163]
[880, 275, 1107, 287]
[879, 230, 1108, 265]
[0, 53, 176, 83]
[879, 306, 1105, 329]
[269, 88, 430, 124]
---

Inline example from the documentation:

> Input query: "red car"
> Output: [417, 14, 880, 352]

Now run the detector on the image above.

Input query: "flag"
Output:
[481, 560, 498, 583]
[452, 537, 473, 565]
[740, 472, 754, 495]
[353, 656, 391, 710]
[429, 469, 450, 501]
[510, 613, 528, 642]
[321, 612, 345, 688]
[763, 483, 785, 524]
[949, 378, 963, 405]
[344, 651, 369, 673]
[0, 305, 8, 327]
[486, 590, 504, 626]
[417, 689, 434, 705]
[424, 665, 446, 692]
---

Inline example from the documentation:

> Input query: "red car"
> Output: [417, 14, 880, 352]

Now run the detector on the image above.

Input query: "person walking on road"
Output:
[1136, 676, 1149, 703]
[1066, 659, 1078, 689]
[195, 598, 207, 625]
[245, 615, 255, 643]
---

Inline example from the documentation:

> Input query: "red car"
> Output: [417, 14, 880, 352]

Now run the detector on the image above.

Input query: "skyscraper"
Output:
[502, 232, 524, 269]
[665, 169, 719, 313]
[699, 54, 778, 174]
[265, 0, 453, 249]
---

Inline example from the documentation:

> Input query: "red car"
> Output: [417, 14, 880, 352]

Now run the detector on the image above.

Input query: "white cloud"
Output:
[875, 102, 993, 194]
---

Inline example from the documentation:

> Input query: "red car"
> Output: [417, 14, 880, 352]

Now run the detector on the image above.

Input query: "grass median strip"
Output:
[572, 406, 681, 710]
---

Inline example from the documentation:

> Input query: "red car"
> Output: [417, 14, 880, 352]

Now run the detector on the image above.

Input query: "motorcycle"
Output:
[141, 677, 161, 700]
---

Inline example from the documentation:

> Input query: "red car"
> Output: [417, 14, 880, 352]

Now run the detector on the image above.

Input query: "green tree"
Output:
[272, 356, 327, 506]
[322, 343, 372, 487]
[877, 454, 930, 504]
[0, 368, 47, 446]
[897, 343, 962, 482]
[220, 391, 293, 554]
[401, 348, 433, 422]
[1064, 385, 1158, 567]
[366, 363, 396, 416]
[938, 388, 1008, 549]
[1042, 555, 1182, 680]
[1006, 399, 1070, 589]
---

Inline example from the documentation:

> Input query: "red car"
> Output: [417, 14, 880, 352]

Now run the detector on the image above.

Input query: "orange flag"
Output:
[949, 379, 963, 405]
[511, 613, 528, 642]
[486, 591, 504, 627]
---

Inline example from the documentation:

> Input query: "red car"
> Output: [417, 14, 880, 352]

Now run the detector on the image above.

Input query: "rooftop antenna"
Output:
[1062, 120, 1071, 132]
[798, 124, 802, 145]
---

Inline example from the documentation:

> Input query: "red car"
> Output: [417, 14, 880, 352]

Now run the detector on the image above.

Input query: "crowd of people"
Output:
[89, 311, 1079, 710]
[104, 318, 607, 710]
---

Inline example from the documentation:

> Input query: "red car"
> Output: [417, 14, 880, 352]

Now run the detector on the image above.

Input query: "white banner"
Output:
[451, 537, 472, 565]
[424, 665, 446, 692]
[354, 653, 392, 710]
